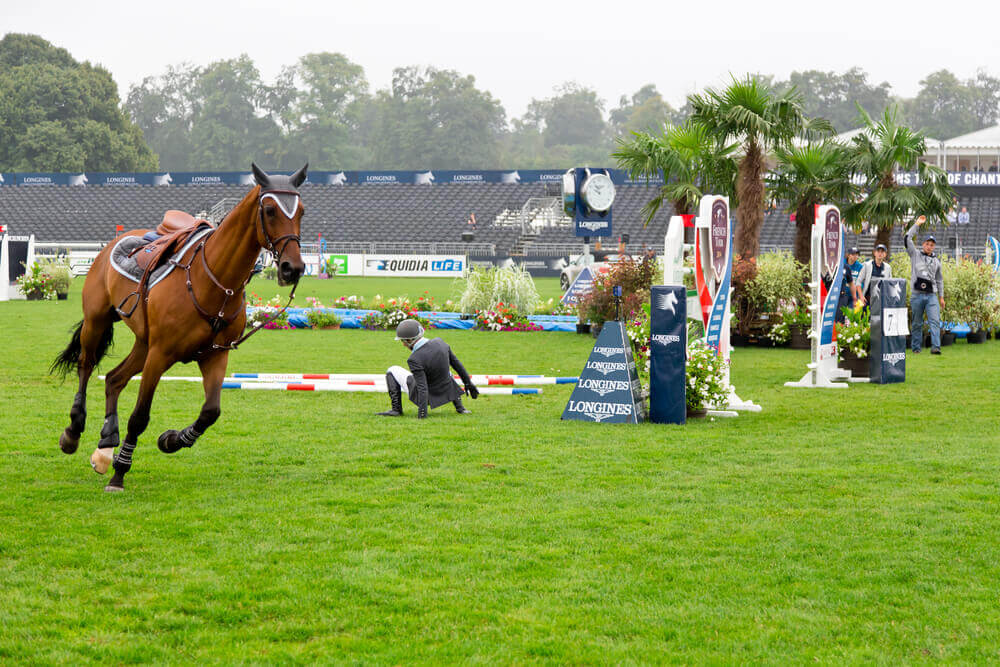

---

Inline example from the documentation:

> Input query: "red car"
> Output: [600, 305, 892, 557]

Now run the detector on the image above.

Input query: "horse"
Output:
[52, 163, 307, 492]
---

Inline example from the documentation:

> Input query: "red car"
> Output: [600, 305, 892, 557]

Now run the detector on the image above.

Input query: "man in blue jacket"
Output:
[376, 319, 479, 418]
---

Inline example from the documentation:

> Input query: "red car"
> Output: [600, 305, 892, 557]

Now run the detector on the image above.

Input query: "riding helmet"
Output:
[394, 319, 425, 342]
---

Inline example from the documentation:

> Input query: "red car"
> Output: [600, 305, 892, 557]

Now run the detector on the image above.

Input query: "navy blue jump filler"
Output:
[561, 320, 643, 424]
[868, 277, 907, 384]
[649, 285, 687, 424]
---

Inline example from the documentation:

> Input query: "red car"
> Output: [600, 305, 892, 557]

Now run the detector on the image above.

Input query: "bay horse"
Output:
[52, 164, 307, 492]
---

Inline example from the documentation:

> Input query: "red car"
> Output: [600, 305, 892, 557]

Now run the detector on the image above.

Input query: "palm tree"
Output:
[612, 121, 737, 226]
[689, 76, 832, 260]
[769, 141, 858, 265]
[842, 106, 954, 252]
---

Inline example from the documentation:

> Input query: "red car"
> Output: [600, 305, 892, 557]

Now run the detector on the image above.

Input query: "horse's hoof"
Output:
[104, 483, 124, 493]
[90, 448, 113, 475]
[59, 430, 79, 455]
[157, 430, 181, 454]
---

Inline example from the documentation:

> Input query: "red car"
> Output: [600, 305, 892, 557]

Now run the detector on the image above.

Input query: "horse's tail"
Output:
[50, 318, 115, 378]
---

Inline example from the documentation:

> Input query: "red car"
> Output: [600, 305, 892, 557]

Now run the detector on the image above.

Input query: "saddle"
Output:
[130, 211, 214, 274]
[117, 212, 215, 318]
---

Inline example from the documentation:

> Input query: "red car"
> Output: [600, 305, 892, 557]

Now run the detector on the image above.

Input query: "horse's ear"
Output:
[291, 163, 309, 188]
[251, 163, 270, 188]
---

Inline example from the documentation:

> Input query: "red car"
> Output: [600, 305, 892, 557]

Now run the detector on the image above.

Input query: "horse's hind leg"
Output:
[59, 311, 115, 455]
[90, 340, 148, 475]
[158, 350, 228, 454]
[105, 350, 169, 493]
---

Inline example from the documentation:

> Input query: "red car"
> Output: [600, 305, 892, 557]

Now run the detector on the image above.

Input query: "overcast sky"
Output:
[6, 0, 1000, 119]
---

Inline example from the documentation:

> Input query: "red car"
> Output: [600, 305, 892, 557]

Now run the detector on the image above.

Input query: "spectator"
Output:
[904, 216, 944, 355]
[856, 243, 892, 308]
[990, 163, 998, 173]
[957, 207, 970, 225]
[466, 213, 477, 229]
[946, 208, 957, 225]
[846, 246, 863, 283]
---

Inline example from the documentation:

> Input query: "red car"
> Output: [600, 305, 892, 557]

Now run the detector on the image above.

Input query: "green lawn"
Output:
[3, 277, 1000, 662]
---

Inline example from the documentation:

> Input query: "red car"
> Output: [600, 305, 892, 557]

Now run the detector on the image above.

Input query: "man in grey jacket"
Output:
[376, 319, 478, 418]
[904, 216, 945, 354]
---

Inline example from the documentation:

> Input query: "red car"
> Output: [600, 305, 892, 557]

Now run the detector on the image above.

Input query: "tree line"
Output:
[1, 32, 999, 173]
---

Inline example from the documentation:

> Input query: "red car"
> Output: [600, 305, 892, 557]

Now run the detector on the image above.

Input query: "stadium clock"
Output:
[580, 169, 615, 214]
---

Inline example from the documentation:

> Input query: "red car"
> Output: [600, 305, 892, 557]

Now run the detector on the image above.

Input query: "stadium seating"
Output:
[2, 182, 999, 257]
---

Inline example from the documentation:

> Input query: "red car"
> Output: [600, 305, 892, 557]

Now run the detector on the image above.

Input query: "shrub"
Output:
[474, 303, 541, 332]
[577, 256, 656, 326]
[247, 293, 290, 329]
[941, 256, 1000, 331]
[457, 265, 540, 315]
[303, 297, 343, 329]
[743, 250, 807, 313]
[39, 257, 72, 295]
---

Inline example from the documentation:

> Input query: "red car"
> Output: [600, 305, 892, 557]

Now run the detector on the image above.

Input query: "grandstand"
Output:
[2, 179, 999, 259]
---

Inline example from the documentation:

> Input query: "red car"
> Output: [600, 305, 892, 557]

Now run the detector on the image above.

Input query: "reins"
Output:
[172, 189, 302, 355]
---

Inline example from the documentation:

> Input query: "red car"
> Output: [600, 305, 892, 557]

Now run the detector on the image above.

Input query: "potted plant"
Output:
[742, 251, 808, 343]
[685, 339, 729, 418]
[576, 256, 657, 335]
[835, 302, 870, 377]
[45, 259, 73, 300]
[16, 262, 57, 300]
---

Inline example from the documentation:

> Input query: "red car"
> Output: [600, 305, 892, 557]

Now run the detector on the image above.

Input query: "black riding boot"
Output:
[376, 373, 404, 417]
[453, 397, 471, 414]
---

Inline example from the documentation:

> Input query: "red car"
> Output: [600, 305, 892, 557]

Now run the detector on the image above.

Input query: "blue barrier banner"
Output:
[6, 169, 1000, 187]
[869, 278, 906, 384]
[561, 321, 643, 423]
[649, 285, 687, 424]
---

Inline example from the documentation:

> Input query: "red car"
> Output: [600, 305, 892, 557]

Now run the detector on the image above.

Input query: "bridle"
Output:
[257, 189, 302, 262]
[177, 187, 303, 354]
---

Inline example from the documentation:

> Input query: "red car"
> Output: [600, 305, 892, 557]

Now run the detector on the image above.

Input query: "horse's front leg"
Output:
[90, 340, 148, 475]
[157, 350, 228, 454]
[105, 350, 169, 492]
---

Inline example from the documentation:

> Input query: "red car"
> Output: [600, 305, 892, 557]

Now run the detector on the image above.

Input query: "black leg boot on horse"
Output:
[376, 373, 404, 417]
[53, 315, 116, 455]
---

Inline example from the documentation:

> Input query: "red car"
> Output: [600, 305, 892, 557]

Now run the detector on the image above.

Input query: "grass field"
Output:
[3, 276, 1000, 662]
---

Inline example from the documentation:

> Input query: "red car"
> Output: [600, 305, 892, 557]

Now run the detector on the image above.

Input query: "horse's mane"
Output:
[216, 185, 261, 231]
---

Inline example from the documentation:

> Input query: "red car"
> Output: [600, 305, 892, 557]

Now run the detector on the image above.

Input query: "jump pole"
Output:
[785, 204, 853, 388]
[111, 374, 576, 385]
[218, 382, 541, 395]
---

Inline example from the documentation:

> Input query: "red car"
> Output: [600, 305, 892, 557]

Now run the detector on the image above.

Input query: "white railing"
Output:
[324, 241, 496, 255]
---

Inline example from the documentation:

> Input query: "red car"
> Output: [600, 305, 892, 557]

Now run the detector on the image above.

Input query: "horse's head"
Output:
[251, 163, 308, 286]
